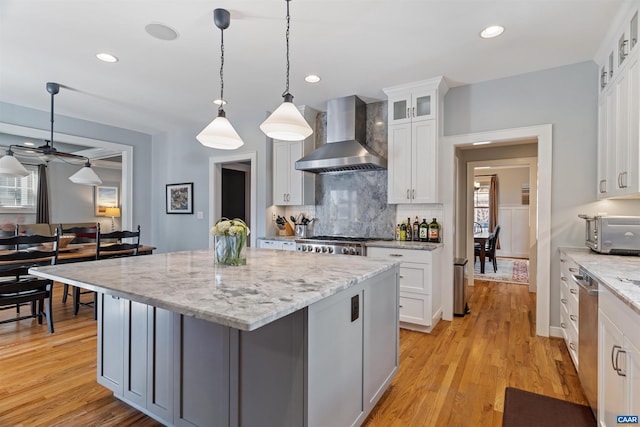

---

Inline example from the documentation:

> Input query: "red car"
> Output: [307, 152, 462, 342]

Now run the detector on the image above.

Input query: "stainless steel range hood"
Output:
[295, 95, 387, 174]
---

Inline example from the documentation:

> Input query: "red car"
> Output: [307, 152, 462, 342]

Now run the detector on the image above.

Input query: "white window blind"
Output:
[0, 165, 38, 212]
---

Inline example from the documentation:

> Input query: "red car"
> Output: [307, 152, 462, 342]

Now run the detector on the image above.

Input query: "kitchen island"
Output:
[29, 248, 400, 427]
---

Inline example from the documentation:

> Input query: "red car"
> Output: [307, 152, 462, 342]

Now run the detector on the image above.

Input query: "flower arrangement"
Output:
[211, 218, 250, 265]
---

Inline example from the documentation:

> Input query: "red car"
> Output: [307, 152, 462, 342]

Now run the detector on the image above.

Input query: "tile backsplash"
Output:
[276, 99, 444, 240]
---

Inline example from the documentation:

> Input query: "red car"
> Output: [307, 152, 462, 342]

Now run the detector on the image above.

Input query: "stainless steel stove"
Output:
[295, 236, 388, 256]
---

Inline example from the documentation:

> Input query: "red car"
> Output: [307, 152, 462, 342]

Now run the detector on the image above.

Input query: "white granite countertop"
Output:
[366, 240, 443, 251]
[258, 235, 297, 241]
[560, 247, 640, 315]
[29, 248, 399, 331]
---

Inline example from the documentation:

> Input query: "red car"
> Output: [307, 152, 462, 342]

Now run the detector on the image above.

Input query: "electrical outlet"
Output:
[272, 211, 277, 221]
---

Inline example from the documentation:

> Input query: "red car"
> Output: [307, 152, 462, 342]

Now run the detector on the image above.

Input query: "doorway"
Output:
[209, 152, 257, 249]
[441, 124, 552, 337]
[467, 157, 537, 292]
[221, 163, 251, 232]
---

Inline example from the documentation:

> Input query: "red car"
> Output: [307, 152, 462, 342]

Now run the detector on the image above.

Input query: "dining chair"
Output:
[0, 232, 60, 333]
[473, 222, 483, 233]
[487, 225, 501, 273]
[95, 224, 141, 259]
[70, 224, 141, 320]
[59, 222, 99, 319]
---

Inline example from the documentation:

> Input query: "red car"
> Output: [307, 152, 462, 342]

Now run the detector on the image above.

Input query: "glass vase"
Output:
[214, 234, 246, 266]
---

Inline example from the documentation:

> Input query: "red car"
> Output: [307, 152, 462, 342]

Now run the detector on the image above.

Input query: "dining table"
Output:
[474, 230, 492, 274]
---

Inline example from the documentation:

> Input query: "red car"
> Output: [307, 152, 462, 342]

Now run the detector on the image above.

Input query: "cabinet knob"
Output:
[570, 314, 577, 322]
[569, 342, 577, 351]
[406, 189, 410, 199]
[561, 298, 568, 304]
[570, 288, 577, 295]
[561, 322, 567, 329]
[406, 107, 410, 119]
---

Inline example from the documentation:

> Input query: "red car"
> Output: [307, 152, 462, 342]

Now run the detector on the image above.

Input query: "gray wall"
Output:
[0, 101, 153, 242]
[444, 60, 640, 327]
[151, 110, 272, 253]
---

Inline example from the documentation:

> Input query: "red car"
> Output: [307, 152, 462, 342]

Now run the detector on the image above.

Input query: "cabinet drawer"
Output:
[281, 241, 296, 251]
[560, 284, 579, 324]
[399, 293, 430, 326]
[561, 306, 579, 368]
[399, 264, 428, 294]
[368, 247, 432, 264]
[259, 240, 282, 250]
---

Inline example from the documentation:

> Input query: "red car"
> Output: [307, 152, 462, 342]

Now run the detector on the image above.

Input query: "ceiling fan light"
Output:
[0, 153, 30, 177]
[69, 164, 102, 185]
[260, 99, 313, 141]
[197, 113, 244, 150]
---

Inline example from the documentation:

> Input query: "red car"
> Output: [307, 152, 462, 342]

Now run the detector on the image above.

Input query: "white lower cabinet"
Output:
[97, 267, 398, 427]
[598, 284, 640, 427]
[559, 253, 580, 369]
[258, 239, 296, 251]
[367, 246, 442, 333]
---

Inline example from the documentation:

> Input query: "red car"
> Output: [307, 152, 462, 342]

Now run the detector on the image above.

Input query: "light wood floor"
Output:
[0, 280, 586, 426]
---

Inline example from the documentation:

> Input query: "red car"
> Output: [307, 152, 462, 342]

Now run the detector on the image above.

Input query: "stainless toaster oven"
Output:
[578, 215, 640, 255]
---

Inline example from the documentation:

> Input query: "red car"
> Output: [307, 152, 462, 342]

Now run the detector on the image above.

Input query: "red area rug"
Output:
[473, 258, 529, 284]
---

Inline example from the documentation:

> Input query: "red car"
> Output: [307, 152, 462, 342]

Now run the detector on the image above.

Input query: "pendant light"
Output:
[260, 0, 313, 141]
[0, 149, 29, 177]
[196, 9, 244, 150]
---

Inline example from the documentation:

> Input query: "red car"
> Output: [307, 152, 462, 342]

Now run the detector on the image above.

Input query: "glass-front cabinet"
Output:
[387, 89, 435, 126]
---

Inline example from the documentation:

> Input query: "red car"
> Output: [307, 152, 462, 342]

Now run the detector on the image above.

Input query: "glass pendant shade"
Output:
[0, 154, 30, 177]
[197, 112, 244, 150]
[69, 163, 102, 185]
[260, 99, 313, 141]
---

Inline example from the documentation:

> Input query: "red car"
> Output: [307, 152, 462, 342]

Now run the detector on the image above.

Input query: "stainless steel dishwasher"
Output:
[572, 267, 599, 418]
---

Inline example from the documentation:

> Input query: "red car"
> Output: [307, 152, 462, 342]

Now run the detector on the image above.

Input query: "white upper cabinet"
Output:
[387, 87, 436, 126]
[272, 106, 317, 206]
[384, 77, 447, 204]
[596, 3, 640, 199]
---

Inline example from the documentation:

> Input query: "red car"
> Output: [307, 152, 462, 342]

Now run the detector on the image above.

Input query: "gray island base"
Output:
[30, 248, 400, 427]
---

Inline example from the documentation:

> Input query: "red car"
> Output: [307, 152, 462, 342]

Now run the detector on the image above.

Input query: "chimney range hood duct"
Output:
[295, 95, 387, 174]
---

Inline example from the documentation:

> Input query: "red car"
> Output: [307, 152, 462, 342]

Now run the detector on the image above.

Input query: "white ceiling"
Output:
[0, 0, 624, 136]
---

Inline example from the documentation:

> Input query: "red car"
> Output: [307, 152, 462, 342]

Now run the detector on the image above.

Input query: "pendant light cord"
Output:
[50, 90, 55, 147]
[283, 0, 291, 98]
[219, 28, 225, 113]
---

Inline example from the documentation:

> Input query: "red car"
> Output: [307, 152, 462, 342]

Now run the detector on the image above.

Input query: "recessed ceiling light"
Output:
[145, 23, 179, 41]
[480, 25, 504, 39]
[473, 141, 492, 145]
[23, 141, 35, 146]
[213, 99, 227, 106]
[96, 52, 119, 63]
[305, 74, 321, 83]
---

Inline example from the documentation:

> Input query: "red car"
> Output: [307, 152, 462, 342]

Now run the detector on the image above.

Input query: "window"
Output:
[474, 182, 489, 230]
[0, 165, 38, 213]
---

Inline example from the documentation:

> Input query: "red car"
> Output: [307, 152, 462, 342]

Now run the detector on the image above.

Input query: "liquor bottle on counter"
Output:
[428, 218, 441, 243]
[400, 221, 407, 241]
[413, 217, 420, 241]
[419, 218, 428, 242]
[406, 218, 413, 241]
[395, 224, 401, 241]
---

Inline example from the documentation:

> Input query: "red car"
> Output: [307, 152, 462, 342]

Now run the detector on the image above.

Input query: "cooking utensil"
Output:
[290, 216, 297, 224]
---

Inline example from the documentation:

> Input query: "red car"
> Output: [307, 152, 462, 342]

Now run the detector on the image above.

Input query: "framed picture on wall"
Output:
[95, 186, 119, 216]
[166, 183, 193, 214]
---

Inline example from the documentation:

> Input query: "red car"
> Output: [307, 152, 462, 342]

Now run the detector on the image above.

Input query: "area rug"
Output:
[502, 387, 595, 427]
[473, 257, 529, 284]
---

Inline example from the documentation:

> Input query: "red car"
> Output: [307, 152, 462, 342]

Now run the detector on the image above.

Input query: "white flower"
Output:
[211, 218, 250, 236]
